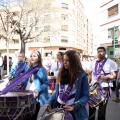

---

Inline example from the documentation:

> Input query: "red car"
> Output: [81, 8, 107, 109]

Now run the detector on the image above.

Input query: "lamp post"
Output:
[6, 15, 9, 75]
[113, 26, 116, 58]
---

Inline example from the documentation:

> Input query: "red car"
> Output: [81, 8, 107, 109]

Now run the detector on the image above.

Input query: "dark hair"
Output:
[57, 50, 85, 84]
[57, 51, 64, 61]
[58, 51, 63, 57]
[97, 47, 106, 53]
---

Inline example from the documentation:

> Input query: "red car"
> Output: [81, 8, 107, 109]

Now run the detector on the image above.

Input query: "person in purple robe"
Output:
[45, 50, 89, 120]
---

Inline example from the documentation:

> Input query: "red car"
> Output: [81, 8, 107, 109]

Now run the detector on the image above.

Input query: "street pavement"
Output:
[106, 93, 120, 120]
[0, 76, 120, 120]
[87, 90, 120, 120]
[92, 92, 120, 120]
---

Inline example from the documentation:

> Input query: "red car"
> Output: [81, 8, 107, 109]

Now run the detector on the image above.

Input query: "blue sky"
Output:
[0, 0, 9, 4]
[0, 0, 7, 2]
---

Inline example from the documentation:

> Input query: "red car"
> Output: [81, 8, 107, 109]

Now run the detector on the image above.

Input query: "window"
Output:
[13, 12, 18, 16]
[61, 25, 68, 31]
[61, 14, 68, 20]
[34, 38, 38, 42]
[61, 36, 68, 42]
[108, 4, 118, 17]
[44, 14, 50, 22]
[110, 51, 113, 55]
[108, 26, 118, 38]
[12, 39, 19, 44]
[35, 27, 40, 31]
[29, 17, 34, 22]
[44, 36, 50, 42]
[61, 3, 68, 9]
[59, 48, 66, 50]
[108, 28, 114, 38]
[44, 25, 50, 32]
[13, 31, 18, 35]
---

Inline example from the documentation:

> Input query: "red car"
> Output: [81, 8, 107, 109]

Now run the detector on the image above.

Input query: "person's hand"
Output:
[45, 104, 51, 110]
[34, 90, 39, 97]
[63, 104, 74, 111]
[99, 75, 108, 80]
[17, 84, 22, 88]
[8, 77, 13, 81]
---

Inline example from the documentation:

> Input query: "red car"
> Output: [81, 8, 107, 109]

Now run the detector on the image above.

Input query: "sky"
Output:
[83, 0, 102, 53]
[83, 0, 101, 31]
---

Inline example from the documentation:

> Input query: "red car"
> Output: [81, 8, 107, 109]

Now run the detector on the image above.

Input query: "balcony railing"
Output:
[0, 43, 20, 49]
[27, 40, 82, 49]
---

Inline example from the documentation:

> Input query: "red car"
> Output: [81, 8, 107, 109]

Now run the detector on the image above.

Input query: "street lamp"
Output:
[6, 15, 9, 75]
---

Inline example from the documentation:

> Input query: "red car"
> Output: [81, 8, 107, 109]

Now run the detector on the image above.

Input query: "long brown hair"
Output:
[29, 50, 43, 68]
[57, 50, 85, 84]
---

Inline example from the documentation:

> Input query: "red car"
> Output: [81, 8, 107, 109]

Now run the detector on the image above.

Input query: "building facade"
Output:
[100, 0, 120, 59]
[100, 0, 120, 44]
[0, 0, 93, 58]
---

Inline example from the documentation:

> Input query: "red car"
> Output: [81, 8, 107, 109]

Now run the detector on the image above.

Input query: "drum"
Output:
[48, 76, 56, 94]
[88, 82, 108, 108]
[0, 90, 36, 120]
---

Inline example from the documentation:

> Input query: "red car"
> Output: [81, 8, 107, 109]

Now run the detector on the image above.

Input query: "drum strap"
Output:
[0, 66, 40, 94]
[93, 58, 107, 80]
[102, 69, 112, 98]
[14, 62, 25, 77]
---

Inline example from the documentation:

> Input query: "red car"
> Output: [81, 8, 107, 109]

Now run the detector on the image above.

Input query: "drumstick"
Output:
[41, 100, 80, 117]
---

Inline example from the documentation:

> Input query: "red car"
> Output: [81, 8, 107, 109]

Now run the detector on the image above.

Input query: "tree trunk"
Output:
[20, 40, 26, 55]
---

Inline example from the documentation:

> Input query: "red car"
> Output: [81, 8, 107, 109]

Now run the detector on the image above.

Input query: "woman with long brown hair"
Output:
[45, 50, 89, 120]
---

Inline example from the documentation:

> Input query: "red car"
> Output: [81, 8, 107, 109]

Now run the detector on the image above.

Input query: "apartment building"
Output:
[100, 0, 120, 44]
[100, 0, 120, 58]
[0, 0, 93, 58]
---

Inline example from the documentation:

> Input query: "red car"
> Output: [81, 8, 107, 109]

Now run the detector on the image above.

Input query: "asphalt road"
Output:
[106, 93, 120, 120]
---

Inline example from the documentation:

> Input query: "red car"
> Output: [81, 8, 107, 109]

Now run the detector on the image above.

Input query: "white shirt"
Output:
[26, 75, 36, 91]
[50, 61, 63, 77]
[89, 58, 117, 87]
[0, 57, 3, 67]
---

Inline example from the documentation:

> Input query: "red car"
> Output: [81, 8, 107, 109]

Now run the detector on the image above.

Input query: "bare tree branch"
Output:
[0, 14, 7, 33]
[24, 30, 43, 42]
[0, 0, 52, 54]
[0, 34, 7, 40]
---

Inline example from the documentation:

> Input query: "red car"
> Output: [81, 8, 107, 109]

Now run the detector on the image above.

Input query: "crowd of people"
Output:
[0, 46, 120, 120]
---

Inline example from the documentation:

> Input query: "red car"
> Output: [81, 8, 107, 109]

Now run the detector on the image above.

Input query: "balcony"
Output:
[27, 39, 82, 50]
[11, 34, 20, 40]
[0, 43, 20, 50]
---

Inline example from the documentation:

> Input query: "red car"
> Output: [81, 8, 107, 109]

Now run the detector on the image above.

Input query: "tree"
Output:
[0, 0, 52, 54]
